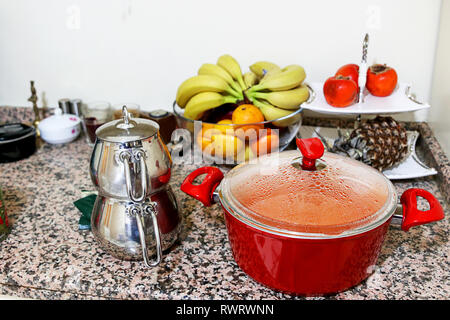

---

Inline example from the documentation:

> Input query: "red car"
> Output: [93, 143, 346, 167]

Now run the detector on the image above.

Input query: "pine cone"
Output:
[331, 116, 408, 171]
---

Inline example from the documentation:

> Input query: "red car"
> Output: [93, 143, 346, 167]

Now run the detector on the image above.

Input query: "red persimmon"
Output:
[323, 75, 358, 108]
[366, 64, 398, 97]
[336, 64, 360, 89]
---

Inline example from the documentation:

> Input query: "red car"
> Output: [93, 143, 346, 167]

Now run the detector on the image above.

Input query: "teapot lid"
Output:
[95, 106, 159, 143]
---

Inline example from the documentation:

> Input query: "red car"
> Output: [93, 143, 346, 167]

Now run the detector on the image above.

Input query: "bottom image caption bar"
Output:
[175, 302, 276, 318]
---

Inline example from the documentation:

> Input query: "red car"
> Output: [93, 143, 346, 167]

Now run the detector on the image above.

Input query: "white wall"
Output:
[430, 0, 450, 156]
[0, 0, 442, 123]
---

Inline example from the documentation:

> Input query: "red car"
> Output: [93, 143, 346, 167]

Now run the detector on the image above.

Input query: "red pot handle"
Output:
[180, 167, 224, 207]
[400, 188, 444, 231]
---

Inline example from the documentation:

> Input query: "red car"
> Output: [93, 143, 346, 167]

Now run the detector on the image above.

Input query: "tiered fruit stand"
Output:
[299, 34, 436, 180]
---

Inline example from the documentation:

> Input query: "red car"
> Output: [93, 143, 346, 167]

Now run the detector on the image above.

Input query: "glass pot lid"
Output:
[219, 138, 397, 238]
[96, 106, 159, 143]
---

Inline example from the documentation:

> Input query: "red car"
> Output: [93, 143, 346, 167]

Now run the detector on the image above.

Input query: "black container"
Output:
[0, 123, 37, 163]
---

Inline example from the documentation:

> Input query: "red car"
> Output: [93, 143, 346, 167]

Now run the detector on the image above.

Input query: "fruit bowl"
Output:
[172, 54, 315, 165]
[173, 100, 305, 165]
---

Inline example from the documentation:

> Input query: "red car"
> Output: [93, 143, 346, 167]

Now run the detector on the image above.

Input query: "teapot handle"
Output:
[135, 204, 162, 267]
[120, 149, 148, 203]
[120, 149, 163, 267]
[126, 203, 162, 267]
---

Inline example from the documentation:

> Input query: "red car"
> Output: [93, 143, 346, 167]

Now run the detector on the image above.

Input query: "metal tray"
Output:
[303, 82, 430, 115]
[298, 125, 437, 180]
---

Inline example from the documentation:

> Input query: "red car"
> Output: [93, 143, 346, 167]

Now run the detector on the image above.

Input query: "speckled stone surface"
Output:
[0, 107, 448, 300]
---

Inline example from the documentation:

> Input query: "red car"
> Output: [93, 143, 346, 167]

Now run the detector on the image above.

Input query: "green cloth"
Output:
[74, 194, 97, 230]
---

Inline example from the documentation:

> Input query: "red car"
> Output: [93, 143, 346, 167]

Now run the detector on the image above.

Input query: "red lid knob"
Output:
[296, 138, 325, 171]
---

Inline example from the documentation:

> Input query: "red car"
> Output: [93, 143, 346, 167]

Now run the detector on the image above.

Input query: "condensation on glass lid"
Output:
[227, 151, 390, 235]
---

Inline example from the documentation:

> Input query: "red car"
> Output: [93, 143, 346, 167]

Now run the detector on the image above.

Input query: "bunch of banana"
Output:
[183, 92, 238, 120]
[243, 71, 258, 89]
[245, 62, 309, 126]
[217, 54, 246, 91]
[248, 64, 306, 92]
[249, 97, 301, 127]
[249, 61, 280, 78]
[175, 55, 309, 125]
[176, 74, 242, 109]
[176, 54, 249, 120]
[249, 84, 309, 110]
[198, 63, 243, 94]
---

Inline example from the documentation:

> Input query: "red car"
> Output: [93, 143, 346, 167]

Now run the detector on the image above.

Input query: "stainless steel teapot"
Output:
[89, 106, 181, 267]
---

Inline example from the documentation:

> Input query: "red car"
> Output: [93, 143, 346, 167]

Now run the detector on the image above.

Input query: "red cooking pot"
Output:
[180, 138, 444, 296]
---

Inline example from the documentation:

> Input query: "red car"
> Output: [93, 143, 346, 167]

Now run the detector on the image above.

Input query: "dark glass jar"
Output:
[140, 110, 177, 144]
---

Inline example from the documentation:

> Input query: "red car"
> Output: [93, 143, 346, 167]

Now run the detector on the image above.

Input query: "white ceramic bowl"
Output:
[38, 108, 81, 144]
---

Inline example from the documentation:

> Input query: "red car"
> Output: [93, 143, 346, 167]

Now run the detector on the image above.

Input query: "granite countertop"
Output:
[0, 107, 449, 300]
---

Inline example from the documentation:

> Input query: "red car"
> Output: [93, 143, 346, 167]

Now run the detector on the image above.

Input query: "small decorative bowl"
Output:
[38, 108, 81, 144]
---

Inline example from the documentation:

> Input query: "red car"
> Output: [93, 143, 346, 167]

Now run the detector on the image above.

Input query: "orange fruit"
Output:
[237, 144, 256, 162]
[196, 126, 219, 151]
[202, 122, 216, 131]
[231, 104, 264, 138]
[211, 133, 244, 159]
[250, 128, 280, 156]
[196, 129, 211, 151]
[196, 121, 245, 160]
[214, 119, 234, 135]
